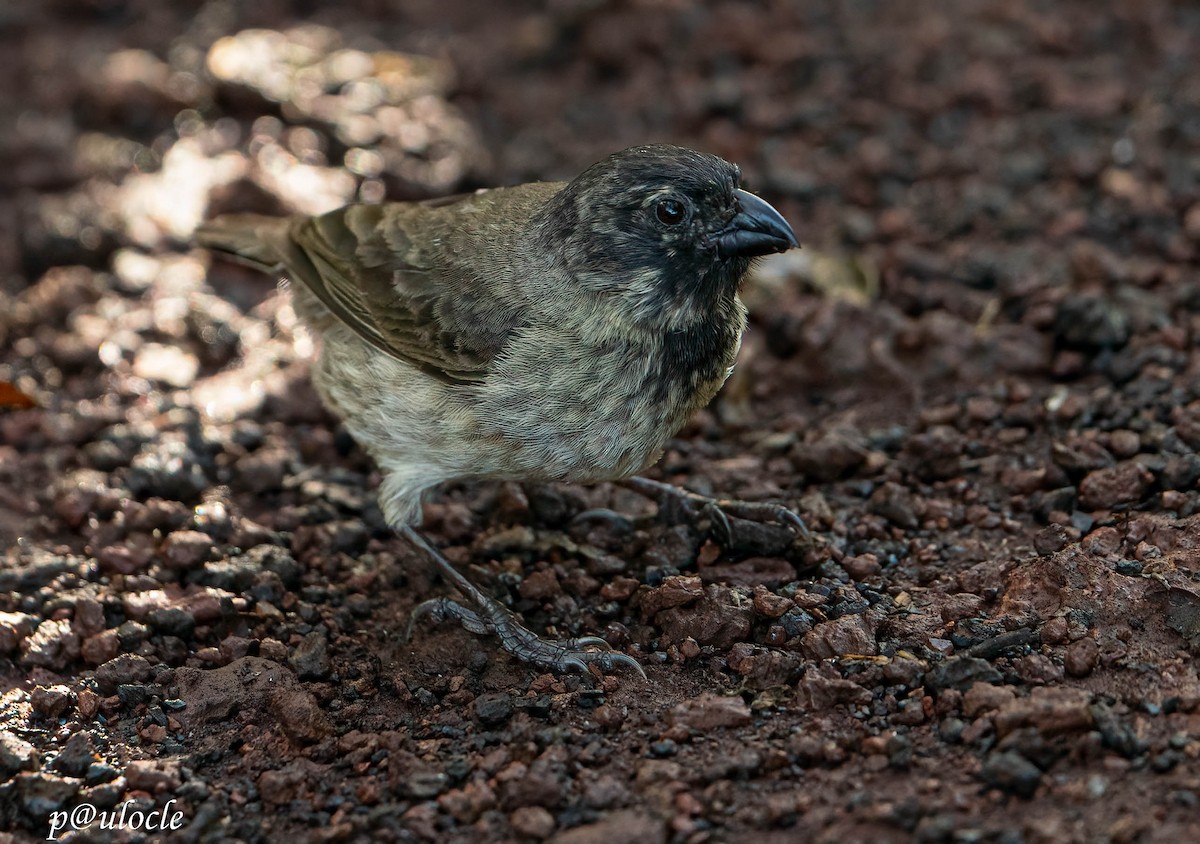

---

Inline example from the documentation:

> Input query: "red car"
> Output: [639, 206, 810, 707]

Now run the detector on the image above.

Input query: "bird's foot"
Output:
[400, 525, 644, 678]
[408, 597, 645, 677]
[621, 475, 809, 545]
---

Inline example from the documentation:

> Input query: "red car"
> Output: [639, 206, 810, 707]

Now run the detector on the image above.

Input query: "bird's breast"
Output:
[473, 308, 744, 483]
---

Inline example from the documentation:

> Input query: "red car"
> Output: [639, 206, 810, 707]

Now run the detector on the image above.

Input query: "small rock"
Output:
[868, 481, 921, 529]
[127, 439, 210, 502]
[926, 657, 1003, 692]
[1014, 653, 1065, 685]
[236, 447, 290, 493]
[726, 642, 805, 688]
[497, 759, 562, 809]
[116, 620, 151, 649]
[510, 805, 556, 839]
[937, 593, 987, 622]
[668, 692, 751, 731]
[133, 343, 199, 387]
[963, 682, 1017, 718]
[0, 733, 40, 777]
[71, 597, 107, 638]
[1078, 462, 1153, 511]
[219, 635, 254, 662]
[16, 772, 81, 819]
[639, 575, 704, 617]
[273, 687, 334, 742]
[656, 584, 751, 649]
[1033, 524, 1075, 555]
[257, 761, 313, 806]
[699, 556, 797, 588]
[475, 694, 514, 728]
[95, 654, 154, 692]
[1064, 637, 1100, 677]
[77, 689, 100, 720]
[117, 684, 154, 706]
[994, 686, 1094, 737]
[146, 607, 196, 638]
[85, 763, 120, 786]
[21, 619, 80, 669]
[162, 530, 216, 569]
[1052, 438, 1116, 474]
[1108, 430, 1140, 459]
[124, 758, 183, 793]
[404, 769, 450, 800]
[289, 631, 331, 680]
[552, 808, 666, 844]
[30, 685, 73, 719]
[519, 569, 560, 602]
[980, 751, 1042, 797]
[801, 612, 878, 659]
[842, 554, 882, 580]
[795, 663, 873, 709]
[891, 698, 927, 726]
[439, 779, 498, 823]
[50, 732, 97, 778]
[751, 585, 792, 618]
[0, 611, 36, 652]
[81, 629, 121, 665]
[592, 703, 626, 730]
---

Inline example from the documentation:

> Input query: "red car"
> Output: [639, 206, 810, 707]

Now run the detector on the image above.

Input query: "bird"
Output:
[197, 143, 802, 676]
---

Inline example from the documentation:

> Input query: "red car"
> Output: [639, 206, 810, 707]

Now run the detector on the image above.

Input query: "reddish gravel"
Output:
[2, 1, 1200, 842]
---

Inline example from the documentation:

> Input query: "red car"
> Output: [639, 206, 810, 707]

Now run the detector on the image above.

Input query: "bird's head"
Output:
[536, 144, 799, 329]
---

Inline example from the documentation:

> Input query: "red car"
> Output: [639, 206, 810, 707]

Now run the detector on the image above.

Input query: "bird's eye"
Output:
[656, 198, 686, 226]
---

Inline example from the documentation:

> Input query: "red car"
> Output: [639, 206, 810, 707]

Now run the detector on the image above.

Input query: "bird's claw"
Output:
[409, 596, 645, 679]
[707, 498, 811, 538]
[623, 476, 809, 539]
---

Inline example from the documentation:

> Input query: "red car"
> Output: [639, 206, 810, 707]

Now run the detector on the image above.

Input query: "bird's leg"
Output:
[619, 476, 809, 544]
[400, 525, 645, 678]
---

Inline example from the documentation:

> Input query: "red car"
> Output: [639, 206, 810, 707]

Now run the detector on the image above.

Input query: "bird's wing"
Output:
[281, 184, 561, 384]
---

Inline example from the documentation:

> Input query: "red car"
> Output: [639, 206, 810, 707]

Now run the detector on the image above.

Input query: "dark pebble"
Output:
[85, 763, 120, 786]
[127, 440, 211, 502]
[16, 771, 80, 818]
[474, 693, 514, 728]
[117, 684, 154, 706]
[938, 717, 966, 744]
[1093, 705, 1148, 758]
[925, 656, 1003, 692]
[577, 689, 606, 710]
[146, 607, 195, 638]
[649, 739, 677, 757]
[116, 620, 150, 649]
[1033, 524, 1074, 555]
[521, 695, 553, 719]
[289, 631, 331, 680]
[94, 654, 153, 692]
[980, 751, 1042, 798]
[1152, 751, 1180, 773]
[1115, 560, 1143, 576]
[48, 732, 95, 778]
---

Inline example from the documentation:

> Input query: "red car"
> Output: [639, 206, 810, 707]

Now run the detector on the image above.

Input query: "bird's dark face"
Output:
[538, 145, 799, 329]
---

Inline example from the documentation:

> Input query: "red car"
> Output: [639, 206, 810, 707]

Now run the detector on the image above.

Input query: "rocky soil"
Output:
[2, 1, 1199, 842]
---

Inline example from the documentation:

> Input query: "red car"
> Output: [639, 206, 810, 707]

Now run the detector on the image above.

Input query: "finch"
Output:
[197, 144, 801, 675]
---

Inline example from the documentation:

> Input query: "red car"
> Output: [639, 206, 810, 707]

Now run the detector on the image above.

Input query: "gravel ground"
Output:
[2, 1, 1200, 842]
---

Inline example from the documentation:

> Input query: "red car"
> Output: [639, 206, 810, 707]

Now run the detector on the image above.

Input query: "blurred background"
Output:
[3, 0, 1196, 288]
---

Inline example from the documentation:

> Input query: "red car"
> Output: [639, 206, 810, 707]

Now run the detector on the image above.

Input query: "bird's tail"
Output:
[195, 214, 292, 273]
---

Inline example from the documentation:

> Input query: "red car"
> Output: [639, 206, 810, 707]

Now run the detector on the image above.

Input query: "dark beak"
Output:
[714, 189, 800, 258]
